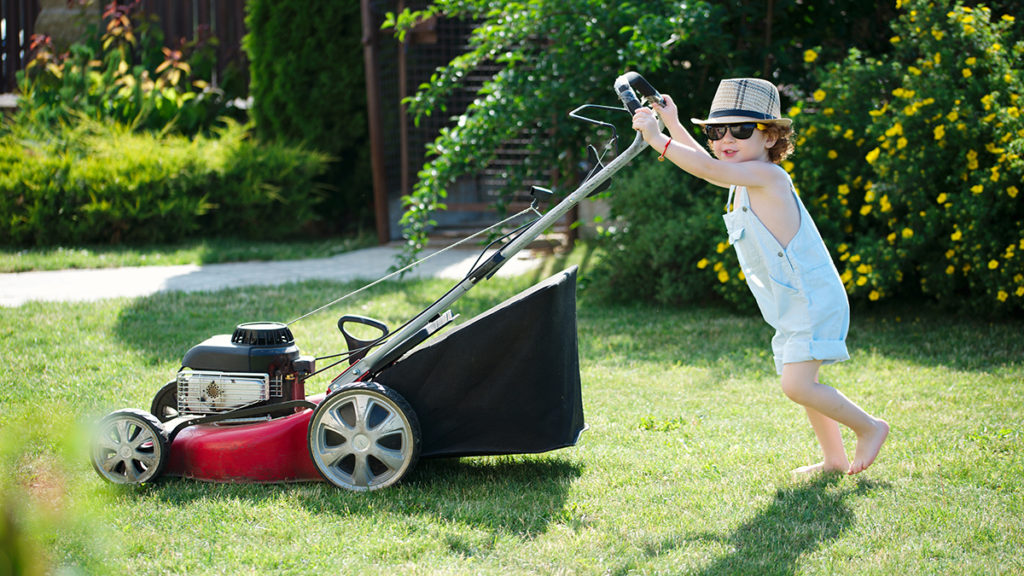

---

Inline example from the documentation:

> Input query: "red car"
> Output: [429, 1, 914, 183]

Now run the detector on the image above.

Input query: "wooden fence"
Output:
[1, 0, 247, 94]
[136, 0, 248, 88]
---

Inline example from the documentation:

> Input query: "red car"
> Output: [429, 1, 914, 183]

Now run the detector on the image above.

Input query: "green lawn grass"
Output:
[1, 260, 1021, 575]
[0, 235, 376, 273]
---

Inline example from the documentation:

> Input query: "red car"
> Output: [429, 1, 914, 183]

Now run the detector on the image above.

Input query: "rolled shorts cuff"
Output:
[773, 339, 851, 375]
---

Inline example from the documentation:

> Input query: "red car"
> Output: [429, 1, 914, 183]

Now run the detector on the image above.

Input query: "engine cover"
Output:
[177, 323, 309, 415]
[181, 322, 301, 374]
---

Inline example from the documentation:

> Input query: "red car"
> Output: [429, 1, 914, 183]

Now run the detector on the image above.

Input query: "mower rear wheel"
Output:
[150, 379, 179, 422]
[91, 408, 169, 484]
[308, 382, 421, 491]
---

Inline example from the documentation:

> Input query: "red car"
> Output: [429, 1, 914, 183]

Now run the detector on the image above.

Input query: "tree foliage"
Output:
[387, 0, 900, 261]
[396, 0, 1023, 312]
[386, 0, 682, 259]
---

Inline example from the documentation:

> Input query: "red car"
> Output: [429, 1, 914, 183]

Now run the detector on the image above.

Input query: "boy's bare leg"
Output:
[780, 361, 889, 475]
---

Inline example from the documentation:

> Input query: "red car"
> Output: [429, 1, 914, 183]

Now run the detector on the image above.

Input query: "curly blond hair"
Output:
[763, 124, 795, 164]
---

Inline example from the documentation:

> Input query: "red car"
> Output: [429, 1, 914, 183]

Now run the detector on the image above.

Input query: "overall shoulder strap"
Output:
[726, 185, 750, 212]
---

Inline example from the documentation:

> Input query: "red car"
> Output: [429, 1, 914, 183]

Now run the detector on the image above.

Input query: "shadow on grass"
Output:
[399, 456, 584, 535]
[112, 455, 582, 539]
[845, 302, 1024, 372]
[104, 237, 1022, 377]
[678, 474, 888, 576]
[578, 298, 1024, 376]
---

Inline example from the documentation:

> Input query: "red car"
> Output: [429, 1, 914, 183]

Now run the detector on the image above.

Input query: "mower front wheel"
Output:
[308, 382, 421, 491]
[91, 408, 169, 485]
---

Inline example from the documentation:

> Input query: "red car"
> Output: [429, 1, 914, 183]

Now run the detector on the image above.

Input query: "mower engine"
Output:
[175, 322, 315, 416]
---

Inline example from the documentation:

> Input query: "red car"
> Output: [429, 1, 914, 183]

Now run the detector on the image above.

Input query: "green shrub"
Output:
[0, 120, 329, 246]
[243, 0, 371, 232]
[590, 160, 754, 311]
[4, 3, 331, 247]
[203, 123, 332, 238]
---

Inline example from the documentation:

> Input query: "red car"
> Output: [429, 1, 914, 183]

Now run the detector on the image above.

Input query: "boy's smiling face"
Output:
[709, 125, 777, 163]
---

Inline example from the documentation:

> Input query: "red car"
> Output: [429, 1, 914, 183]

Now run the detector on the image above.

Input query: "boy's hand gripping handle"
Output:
[614, 72, 666, 114]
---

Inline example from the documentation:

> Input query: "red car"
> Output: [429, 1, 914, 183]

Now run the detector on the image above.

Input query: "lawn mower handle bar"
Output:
[615, 71, 666, 114]
[328, 73, 659, 392]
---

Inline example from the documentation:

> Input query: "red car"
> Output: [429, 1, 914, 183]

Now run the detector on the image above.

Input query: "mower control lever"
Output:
[373, 310, 457, 371]
[583, 145, 611, 197]
[338, 315, 390, 365]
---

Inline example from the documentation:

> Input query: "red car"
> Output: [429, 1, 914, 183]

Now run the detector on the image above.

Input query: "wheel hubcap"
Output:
[93, 414, 164, 484]
[310, 389, 415, 491]
[352, 434, 371, 452]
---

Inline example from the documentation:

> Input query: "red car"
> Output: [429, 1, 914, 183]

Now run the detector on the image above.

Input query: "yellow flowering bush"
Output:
[794, 0, 1024, 312]
[593, 0, 1020, 313]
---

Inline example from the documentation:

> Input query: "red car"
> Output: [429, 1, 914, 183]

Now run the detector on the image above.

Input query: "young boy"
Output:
[632, 78, 888, 475]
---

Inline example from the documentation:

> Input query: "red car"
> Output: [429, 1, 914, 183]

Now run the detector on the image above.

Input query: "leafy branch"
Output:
[384, 0, 689, 266]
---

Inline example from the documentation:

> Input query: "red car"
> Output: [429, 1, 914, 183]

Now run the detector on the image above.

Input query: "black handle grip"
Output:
[614, 72, 666, 113]
[615, 78, 643, 114]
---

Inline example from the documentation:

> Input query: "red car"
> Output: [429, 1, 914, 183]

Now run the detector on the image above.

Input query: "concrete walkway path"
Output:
[0, 244, 543, 307]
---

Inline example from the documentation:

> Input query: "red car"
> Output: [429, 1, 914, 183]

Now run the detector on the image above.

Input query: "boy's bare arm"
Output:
[633, 106, 785, 191]
[633, 96, 729, 188]
[654, 95, 695, 142]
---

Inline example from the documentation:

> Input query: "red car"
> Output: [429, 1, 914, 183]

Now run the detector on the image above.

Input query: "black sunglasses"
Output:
[702, 122, 765, 141]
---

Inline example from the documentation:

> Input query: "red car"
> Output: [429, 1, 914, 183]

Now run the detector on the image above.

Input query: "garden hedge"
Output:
[0, 120, 328, 246]
[1, 3, 333, 247]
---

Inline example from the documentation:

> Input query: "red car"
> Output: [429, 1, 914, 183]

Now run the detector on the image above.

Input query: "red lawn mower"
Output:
[90, 73, 664, 491]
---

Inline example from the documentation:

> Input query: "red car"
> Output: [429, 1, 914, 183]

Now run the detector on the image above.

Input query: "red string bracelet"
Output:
[658, 138, 672, 162]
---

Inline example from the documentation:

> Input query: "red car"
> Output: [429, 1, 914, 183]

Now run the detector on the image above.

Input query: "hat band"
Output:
[708, 109, 775, 121]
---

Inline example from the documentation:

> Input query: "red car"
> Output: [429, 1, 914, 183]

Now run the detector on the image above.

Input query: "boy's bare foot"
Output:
[848, 419, 889, 475]
[791, 460, 849, 476]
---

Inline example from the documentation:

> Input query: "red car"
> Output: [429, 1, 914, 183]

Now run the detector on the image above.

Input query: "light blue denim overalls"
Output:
[723, 166, 850, 375]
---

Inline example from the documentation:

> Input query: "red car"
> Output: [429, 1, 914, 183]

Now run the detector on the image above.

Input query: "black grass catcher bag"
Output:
[377, 266, 586, 458]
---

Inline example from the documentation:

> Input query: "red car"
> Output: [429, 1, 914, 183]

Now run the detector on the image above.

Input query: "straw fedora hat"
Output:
[691, 78, 792, 127]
